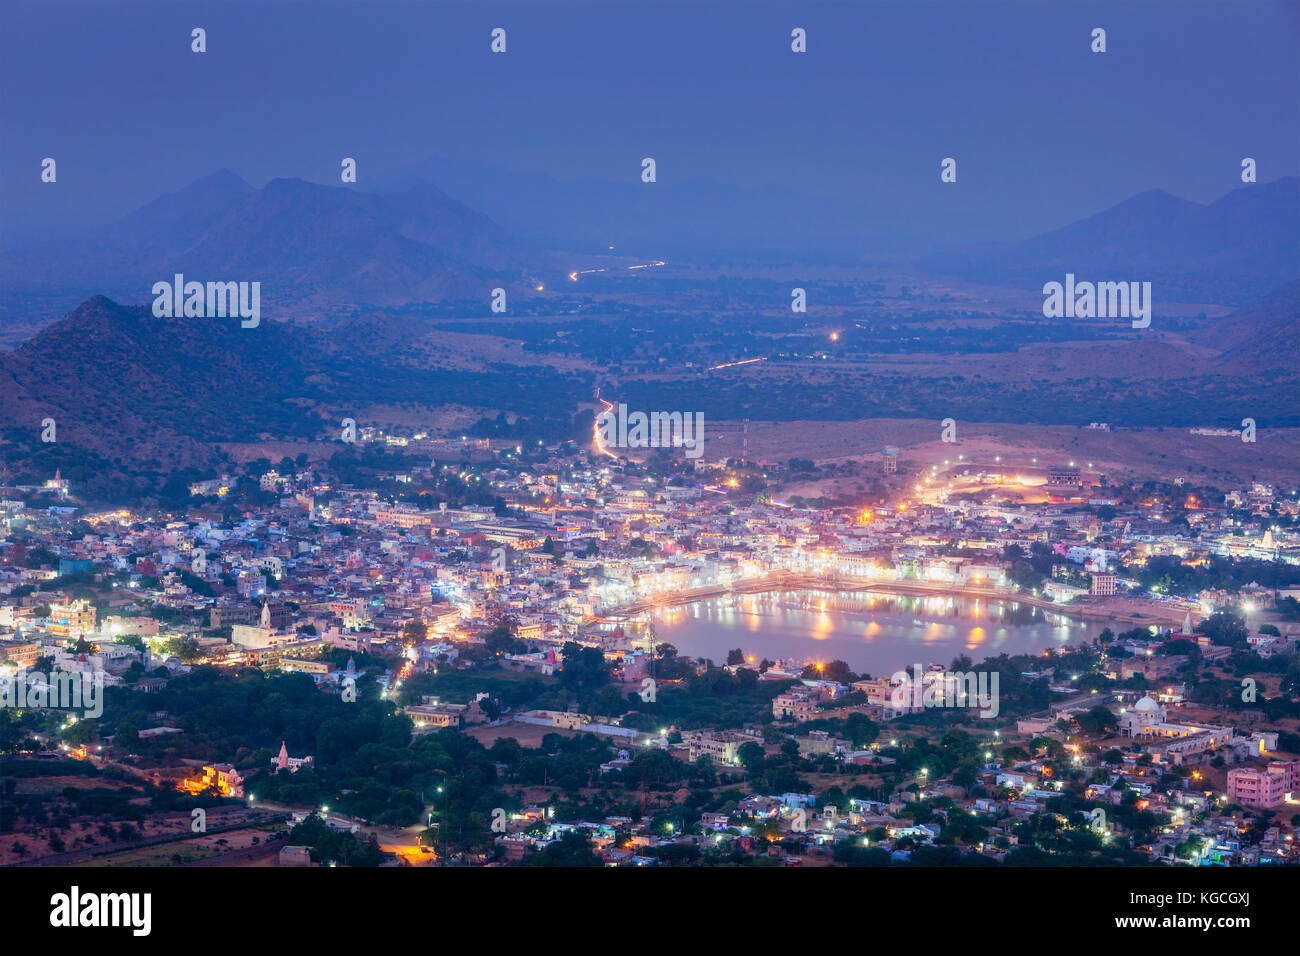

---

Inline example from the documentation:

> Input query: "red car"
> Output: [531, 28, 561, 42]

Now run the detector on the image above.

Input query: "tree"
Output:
[114, 722, 140, 753]
[801, 659, 855, 683]
[558, 642, 611, 694]
[625, 749, 680, 788]
[952, 763, 978, 788]
[843, 713, 878, 749]
[834, 841, 891, 866]
[1196, 611, 1248, 649]
[162, 636, 201, 662]
[523, 830, 602, 867]
[737, 741, 766, 775]
[1073, 705, 1118, 737]
[484, 625, 522, 657]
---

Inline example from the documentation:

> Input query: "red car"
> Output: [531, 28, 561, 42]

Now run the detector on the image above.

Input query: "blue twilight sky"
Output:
[2, 0, 1297, 243]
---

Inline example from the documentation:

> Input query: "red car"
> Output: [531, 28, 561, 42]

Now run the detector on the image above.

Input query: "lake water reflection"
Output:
[649, 589, 1109, 676]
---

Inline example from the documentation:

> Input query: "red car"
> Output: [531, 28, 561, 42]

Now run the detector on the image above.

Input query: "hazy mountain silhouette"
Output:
[366, 156, 931, 264]
[924, 177, 1300, 304]
[110, 169, 257, 248]
[0, 174, 558, 322]
[3, 168, 1296, 340]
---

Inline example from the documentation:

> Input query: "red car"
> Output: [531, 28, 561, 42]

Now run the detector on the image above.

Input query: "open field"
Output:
[464, 721, 592, 749]
[698, 419, 1300, 487]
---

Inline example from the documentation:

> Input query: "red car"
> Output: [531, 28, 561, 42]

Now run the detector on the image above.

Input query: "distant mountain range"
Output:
[923, 177, 1300, 304]
[0, 172, 559, 325]
[371, 160, 1300, 305]
[365, 155, 918, 264]
[1, 167, 1296, 339]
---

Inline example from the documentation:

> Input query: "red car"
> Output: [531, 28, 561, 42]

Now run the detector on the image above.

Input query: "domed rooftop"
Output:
[1134, 696, 1161, 712]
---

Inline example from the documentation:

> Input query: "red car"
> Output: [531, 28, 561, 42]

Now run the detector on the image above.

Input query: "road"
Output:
[250, 798, 434, 863]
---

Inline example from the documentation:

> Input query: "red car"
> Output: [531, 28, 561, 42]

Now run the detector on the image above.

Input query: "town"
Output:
[0, 427, 1296, 867]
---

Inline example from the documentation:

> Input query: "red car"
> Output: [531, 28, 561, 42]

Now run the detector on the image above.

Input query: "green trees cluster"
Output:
[287, 812, 386, 866]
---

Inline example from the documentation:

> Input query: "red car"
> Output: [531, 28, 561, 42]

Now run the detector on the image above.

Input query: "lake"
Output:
[648, 588, 1111, 677]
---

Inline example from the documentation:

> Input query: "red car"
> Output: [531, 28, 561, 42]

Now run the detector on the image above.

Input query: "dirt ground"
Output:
[698, 419, 1300, 487]
[464, 721, 600, 749]
[0, 805, 268, 866]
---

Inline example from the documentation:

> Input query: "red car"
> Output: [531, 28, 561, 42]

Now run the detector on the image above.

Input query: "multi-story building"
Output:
[773, 687, 820, 722]
[0, 638, 41, 667]
[46, 600, 97, 639]
[1046, 466, 1082, 488]
[374, 509, 437, 531]
[1090, 572, 1117, 596]
[687, 730, 755, 766]
[1227, 761, 1300, 809]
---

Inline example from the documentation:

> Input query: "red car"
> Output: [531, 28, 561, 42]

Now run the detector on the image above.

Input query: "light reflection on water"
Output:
[649, 589, 1106, 676]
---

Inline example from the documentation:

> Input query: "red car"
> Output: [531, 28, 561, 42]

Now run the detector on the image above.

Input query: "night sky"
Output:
[3, 0, 1297, 244]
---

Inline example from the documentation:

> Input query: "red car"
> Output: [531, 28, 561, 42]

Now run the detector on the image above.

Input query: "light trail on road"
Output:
[568, 259, 667, 282]
[592, 397, 619, 458]
[707, 357, 766, 371]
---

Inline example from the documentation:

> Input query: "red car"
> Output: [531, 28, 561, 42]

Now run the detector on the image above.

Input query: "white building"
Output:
[1118, 696, 1233, 764]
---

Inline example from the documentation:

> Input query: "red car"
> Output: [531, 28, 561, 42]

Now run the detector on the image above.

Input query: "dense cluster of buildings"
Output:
[1, 438, 1297, 865]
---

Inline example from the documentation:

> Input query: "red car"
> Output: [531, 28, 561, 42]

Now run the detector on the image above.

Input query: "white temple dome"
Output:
[1134, 696, 1161, 712]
